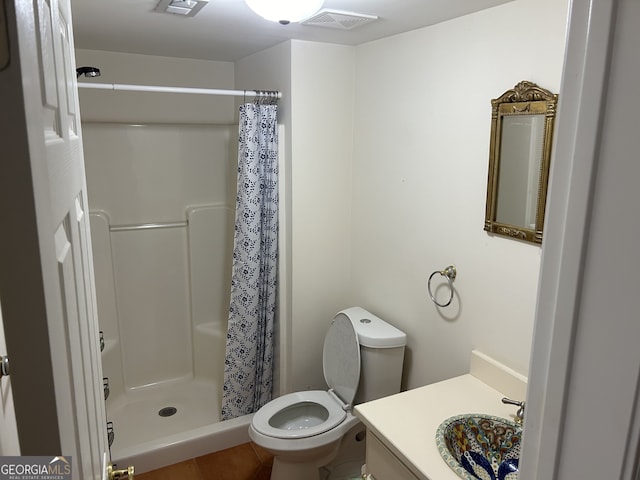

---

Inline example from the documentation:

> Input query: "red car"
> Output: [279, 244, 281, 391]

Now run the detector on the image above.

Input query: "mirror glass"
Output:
[484, 81, 558, 244]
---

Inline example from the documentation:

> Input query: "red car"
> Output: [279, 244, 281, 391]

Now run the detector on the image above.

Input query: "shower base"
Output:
[108, 377, 251, 473]
[108, 377, 218, 450]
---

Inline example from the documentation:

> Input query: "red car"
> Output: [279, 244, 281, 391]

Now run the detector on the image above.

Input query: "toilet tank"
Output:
[336, 307, 407, 405]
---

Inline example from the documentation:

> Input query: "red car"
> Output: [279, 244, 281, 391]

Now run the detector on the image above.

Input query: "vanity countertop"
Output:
[354, 351, 527, 480]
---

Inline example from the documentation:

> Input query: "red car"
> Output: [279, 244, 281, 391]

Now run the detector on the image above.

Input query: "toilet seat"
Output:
[251, 315, 361, 440]
[251, 390, 347, 439]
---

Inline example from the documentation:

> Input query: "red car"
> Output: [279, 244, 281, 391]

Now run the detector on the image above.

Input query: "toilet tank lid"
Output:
[336, 307, 407, 348]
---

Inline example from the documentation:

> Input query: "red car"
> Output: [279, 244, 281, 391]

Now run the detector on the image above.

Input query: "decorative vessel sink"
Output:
[435, 414, 522, 480]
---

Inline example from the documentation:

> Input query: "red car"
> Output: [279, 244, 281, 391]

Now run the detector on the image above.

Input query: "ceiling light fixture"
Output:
[244, 0, 324, 25]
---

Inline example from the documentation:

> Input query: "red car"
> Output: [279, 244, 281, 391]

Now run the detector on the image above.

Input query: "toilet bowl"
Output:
[249, 307, 407, 480]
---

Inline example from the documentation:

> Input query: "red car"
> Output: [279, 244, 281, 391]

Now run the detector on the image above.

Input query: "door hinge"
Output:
[103, 377, 110, 400]
[0, 355, 9, 378]
[107, 421, 115, 447]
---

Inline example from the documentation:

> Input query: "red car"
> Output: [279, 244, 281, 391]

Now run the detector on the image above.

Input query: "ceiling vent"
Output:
[301, 9, 378, 30]
[155, 0, 209, 17]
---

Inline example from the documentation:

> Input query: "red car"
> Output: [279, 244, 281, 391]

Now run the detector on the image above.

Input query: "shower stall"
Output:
[83, 121, 250, 472]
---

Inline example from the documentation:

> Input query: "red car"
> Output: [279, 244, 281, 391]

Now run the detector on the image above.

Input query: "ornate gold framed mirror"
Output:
[484, 81, 558, 244]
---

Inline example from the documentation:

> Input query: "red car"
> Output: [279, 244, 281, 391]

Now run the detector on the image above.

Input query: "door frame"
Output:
[521, 0, 640, 478]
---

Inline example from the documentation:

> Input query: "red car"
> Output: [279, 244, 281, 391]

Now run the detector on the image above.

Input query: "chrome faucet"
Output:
[502, 397, 525, 424]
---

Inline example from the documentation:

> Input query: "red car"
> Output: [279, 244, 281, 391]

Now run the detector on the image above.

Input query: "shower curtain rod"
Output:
[77, 82, 282, 99]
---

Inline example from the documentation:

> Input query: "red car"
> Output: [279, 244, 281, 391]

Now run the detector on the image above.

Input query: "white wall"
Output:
[234, 0, 568, 395]
[351, 0, 568, 389]
[288, 41, 356, 391]
[75, 49, 235, 123]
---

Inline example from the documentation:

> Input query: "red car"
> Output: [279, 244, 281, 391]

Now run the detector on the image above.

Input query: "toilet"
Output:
[249, 307, 407, 480]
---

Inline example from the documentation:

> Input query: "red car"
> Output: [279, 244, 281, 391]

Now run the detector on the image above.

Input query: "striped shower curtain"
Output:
[221, 102, 279, 420]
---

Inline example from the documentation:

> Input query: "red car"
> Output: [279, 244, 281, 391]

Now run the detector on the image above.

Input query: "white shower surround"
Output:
[84, 122, 247, 473]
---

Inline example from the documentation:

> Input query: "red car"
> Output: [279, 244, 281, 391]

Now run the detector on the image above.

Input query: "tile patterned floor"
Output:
[135, 442, 272, 480]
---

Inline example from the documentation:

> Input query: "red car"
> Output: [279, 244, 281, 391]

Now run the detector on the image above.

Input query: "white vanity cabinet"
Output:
[365, 431, 421, 480]
[354, 351, 527, 480]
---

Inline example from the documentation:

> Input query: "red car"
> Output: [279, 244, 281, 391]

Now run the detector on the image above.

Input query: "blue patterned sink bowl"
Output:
[435, 414, 522, 480]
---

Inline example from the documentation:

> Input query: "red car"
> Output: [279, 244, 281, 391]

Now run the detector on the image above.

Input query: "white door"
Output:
[0, 0, 108, 479]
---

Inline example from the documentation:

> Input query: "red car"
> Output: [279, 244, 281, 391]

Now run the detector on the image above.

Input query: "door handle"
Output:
[0, 355, 8, 378]
[107, 463, 134, 480]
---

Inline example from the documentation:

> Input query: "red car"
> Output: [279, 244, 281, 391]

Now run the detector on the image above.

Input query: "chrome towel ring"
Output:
[427, 265, 457, 307]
